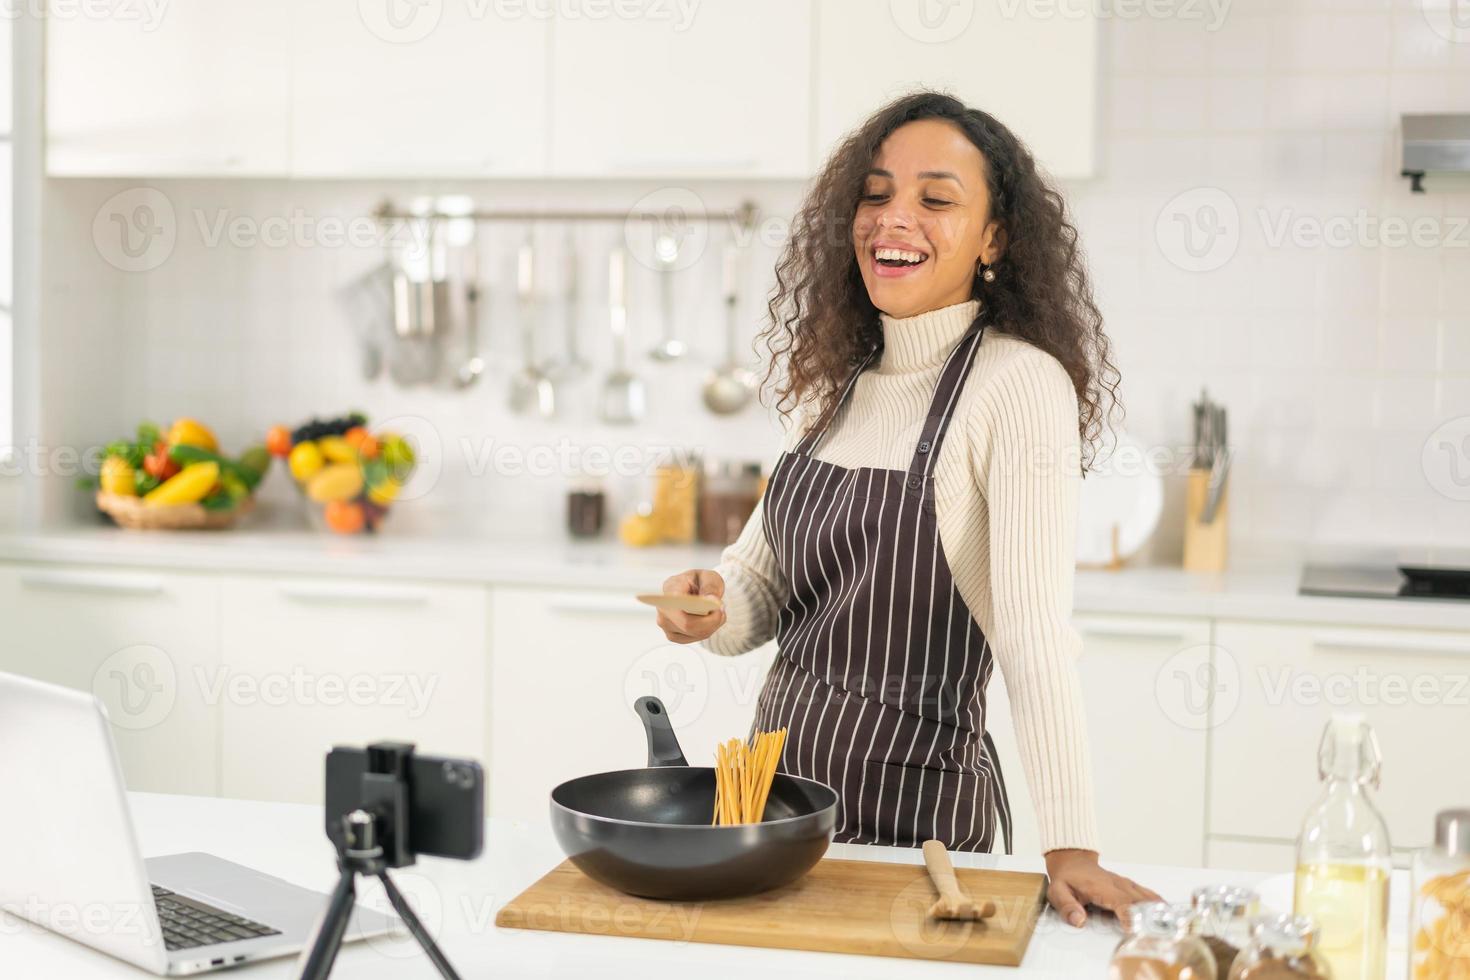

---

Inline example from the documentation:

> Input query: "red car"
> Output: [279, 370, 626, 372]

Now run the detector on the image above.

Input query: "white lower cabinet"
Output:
[5, 554, 1464, 871]
[216, 575, 489, 806]
[0, 564, 221, 795]
[1205, 837, 1296, 874]
[987, 614, 1213, 864]
[1209, 620, 1470, 853]
[487, 587, 777, 820]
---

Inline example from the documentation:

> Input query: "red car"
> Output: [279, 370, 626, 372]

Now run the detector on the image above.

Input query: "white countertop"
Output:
[2, 521, 1470, 631]
[2, 792, 1273, 979]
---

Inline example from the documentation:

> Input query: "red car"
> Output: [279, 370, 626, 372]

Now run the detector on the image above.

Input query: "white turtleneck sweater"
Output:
[701, 299, 1098, 854]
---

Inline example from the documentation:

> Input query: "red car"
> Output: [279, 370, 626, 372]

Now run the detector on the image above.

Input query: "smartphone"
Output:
[324, 745, 484, 861]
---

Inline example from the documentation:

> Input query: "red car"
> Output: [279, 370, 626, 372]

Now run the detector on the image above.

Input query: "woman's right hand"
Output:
[656, 569, 726, 644]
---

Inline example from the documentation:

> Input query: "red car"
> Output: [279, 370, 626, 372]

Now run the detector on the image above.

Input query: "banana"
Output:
[144, 462, 220, 506]
[318, 436, 357, 465]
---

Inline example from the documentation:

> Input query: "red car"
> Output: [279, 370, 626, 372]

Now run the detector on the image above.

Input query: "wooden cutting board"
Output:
[496, 858, 1049, 966]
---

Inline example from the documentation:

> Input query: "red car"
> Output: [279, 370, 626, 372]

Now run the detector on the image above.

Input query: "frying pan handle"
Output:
[633, 696, 689, 768]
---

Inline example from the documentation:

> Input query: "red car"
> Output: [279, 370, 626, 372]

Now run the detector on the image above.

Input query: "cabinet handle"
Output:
[545, 593, 648, 616]
[277, 581, 431, 605]
[1072, 616, 1191, 643]
[1311, 629, 1470, 659]
[20, 570, 165, 596]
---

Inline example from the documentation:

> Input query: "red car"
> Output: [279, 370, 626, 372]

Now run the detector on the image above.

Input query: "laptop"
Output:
[0, 672, 397, 975]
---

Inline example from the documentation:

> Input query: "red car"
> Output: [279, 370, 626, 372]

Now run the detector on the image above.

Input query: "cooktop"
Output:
[1299, 564, 1470, 601]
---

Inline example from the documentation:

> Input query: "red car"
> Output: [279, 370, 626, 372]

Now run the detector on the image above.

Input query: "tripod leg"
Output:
[294, 863, 358, 980]
[377, 871, 462, 980]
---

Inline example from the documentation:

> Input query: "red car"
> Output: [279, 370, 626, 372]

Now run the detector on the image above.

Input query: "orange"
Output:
[266, 425, 292, 458]
[323, 500, 365, 534]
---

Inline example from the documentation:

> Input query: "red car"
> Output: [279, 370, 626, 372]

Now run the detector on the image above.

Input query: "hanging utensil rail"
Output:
[371, 200, 760, 230]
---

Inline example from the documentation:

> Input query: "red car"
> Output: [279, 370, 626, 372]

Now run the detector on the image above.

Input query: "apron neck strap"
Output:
[794, 345, 881, 457]
[905, 316, 988, 483]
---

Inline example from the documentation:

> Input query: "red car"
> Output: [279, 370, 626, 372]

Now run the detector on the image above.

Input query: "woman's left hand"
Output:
[1044, 849, 1162, 928]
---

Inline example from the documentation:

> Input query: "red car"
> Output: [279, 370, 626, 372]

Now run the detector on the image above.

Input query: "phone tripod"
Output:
[296, 744, 463, 980]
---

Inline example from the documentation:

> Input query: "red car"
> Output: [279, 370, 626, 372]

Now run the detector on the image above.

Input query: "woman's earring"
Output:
[977, 262, 997, 283]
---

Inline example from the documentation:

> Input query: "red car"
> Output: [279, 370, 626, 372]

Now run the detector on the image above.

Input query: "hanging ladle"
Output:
[702, 242, 757, 415]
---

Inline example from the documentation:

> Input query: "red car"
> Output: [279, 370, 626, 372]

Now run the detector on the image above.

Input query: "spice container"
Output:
[1229, 913, 1332, 980]
[1409, 808, 1470, 980]
[652, 453, 700, 545]
[698, 460, 761, 546]
[1193, 885, 1261, 980]
[1110, 902, 1218, 980]
[619, 501, 659, 548]
[566, 477, 605, 538]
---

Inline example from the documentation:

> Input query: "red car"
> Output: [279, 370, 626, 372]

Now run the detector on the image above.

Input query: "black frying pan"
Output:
[548, 696, 839, 900]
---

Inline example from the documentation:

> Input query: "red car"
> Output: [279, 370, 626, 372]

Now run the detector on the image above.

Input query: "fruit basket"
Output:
[95, 492, 255, 530]
[89, 420, 269, 531]
[270, 414, 417, 535]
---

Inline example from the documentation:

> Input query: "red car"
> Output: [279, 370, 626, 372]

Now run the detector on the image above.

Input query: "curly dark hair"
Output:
[757, 90, 1120, 470]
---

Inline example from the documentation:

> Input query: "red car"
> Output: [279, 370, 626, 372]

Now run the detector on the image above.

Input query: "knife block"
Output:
[1183, 467, 1228, 572]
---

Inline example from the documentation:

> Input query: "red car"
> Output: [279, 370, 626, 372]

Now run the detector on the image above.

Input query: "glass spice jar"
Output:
[697, 460, 761, 546]
[1192, 885, 1261, 980]
[1229, 913, 1333, 980]
[1110, 902, 1218, 980]
[1408, 808, 1470, 980]
[652, 452, 701, 545]
[565, 477, 606, 538]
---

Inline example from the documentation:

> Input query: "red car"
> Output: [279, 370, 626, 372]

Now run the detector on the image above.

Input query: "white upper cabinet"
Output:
[46, 0, 291, 176]
[289, 0, 550, 177]
[44, 1, 1098, 179]
[547, 0, 812, 178]
[813, 0, 1097, 179]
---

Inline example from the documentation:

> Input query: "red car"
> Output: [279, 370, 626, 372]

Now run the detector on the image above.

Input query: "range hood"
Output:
[1401, 113, 1470, 192]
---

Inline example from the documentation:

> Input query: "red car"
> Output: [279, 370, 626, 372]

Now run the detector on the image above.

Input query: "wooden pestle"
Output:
[922, 839, 998, 921]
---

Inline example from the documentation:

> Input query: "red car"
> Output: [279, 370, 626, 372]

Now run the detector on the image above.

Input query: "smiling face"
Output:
[852, 118, 1004, 319]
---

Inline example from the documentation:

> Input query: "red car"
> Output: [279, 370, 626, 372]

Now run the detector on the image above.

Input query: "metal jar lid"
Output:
[1249, 913, 1320, 954]
[1435, 808, 1470, 856]
[1191, 885, 1260, 919]
[702, 459, 762, 490]
[1127, 902, 1201, 939]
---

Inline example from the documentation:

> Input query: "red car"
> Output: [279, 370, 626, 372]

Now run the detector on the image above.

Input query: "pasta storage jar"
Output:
[1409, 808, 1470, 980]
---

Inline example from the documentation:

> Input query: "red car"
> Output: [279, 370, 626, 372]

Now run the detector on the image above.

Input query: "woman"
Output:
[654, 92, 1157, 927]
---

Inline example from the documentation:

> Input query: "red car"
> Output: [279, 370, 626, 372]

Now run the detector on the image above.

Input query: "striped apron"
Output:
[750, 315, 1012, 853]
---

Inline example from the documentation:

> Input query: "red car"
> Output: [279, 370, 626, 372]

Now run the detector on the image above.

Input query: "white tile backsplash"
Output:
[33, 10, 1470, 552]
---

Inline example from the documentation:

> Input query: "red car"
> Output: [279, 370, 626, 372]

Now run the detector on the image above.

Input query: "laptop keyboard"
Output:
[151, 885, 282, 951]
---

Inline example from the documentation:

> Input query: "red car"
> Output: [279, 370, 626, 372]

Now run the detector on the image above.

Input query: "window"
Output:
[0, 15, 13, 448]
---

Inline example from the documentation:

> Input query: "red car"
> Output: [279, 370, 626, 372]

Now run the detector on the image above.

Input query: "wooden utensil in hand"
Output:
[922, 839, 997, 921]
[635, 593, 723, 615]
